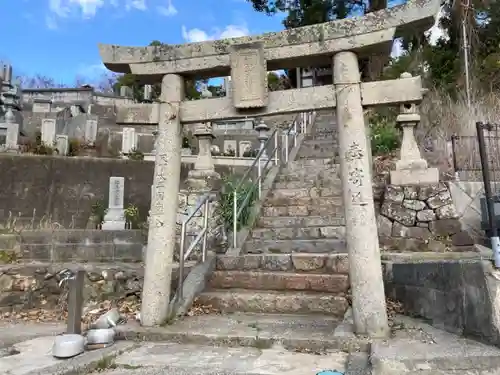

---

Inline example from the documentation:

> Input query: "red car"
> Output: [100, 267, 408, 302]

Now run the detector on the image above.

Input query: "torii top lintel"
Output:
[99, 0, 440, 79]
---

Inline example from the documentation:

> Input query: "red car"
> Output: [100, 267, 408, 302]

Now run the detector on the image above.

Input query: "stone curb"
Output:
[23, 341, 137, 375]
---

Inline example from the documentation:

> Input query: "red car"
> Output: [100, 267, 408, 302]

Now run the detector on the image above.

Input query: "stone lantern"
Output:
[186, 122, 220, 190]
[254, 119, 269, 159]
[390, 72, 438, 185]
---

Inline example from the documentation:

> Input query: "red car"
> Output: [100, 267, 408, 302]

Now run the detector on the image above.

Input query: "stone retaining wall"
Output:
[377, 183, 474, 252]
[0, 230, 145, 263]
[384, 259, 500, 345]
[0, 262, 190, 313]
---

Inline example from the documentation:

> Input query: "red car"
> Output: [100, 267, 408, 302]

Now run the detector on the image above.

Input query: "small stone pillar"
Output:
[333, 51, 389, 338]
[255, 119, 269, 159]
[390, 73, 439, 185]
[141, 74, 184, 326]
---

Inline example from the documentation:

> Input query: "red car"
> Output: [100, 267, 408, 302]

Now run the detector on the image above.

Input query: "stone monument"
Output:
[102, 176, 126, 230]
[98, 0, 440, 333]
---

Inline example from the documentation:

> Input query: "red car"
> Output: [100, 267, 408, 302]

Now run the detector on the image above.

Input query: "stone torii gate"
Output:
[99, 0, 440, 335]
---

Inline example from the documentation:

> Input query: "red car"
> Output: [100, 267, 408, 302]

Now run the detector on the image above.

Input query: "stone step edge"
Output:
[209, 271, 349, 292]
[201, 288, 349, 298]
[251, 225, 346, 232]
[210, 269, 349, 278]
[115, 325, 369, 353]
[215, 253, 349, 273]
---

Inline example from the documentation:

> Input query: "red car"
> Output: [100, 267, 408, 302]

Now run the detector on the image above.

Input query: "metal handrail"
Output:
[176, 110, 315, 297]
[231, 111, 314, 248]
[177, 192, 214, 299]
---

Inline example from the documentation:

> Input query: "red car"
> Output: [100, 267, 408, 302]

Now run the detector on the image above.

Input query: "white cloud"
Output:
[181, 24, 249, 43]
[48, 0, 106, 18]
[125, 0, 147, 11]
[46, 0, 152, 26]
[157, 0, 177, 16]
[45, 15, 58, 29]
[391, 7, 446, 58]
[78, 62, 108, 77]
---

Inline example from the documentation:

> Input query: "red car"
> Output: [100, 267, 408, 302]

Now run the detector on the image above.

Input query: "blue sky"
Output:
[2, 0, 288, 85]
[1, 0, 443, 86]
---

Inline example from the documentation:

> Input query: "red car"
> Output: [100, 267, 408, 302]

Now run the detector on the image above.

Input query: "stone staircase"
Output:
[244, 110, 346, 254]
[197, 111, 350, 319]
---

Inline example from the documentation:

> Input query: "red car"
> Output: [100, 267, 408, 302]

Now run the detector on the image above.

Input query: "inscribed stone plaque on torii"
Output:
[229, 43, 268, 109]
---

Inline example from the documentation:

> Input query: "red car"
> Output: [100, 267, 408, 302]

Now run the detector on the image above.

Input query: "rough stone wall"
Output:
[384, 260, 500, 346]
[0, 262, 189, 313]
[377, 184, 474, 251]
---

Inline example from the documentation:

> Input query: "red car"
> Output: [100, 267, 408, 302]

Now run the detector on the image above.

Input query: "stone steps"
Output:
[284, 158, 338, 170]
[264, 194, 343, 208]
[250, 225, 345, 240]
[243, 238, 347, 254]
[208, 270, 349, 293]
[116, 312, 366, 353]
[297, 141, 339, 156]
[262, 196, 344, 217]
[267, 187, 342, 200]
[197, 288, 348, 317]
[215, 253, 349, 273]
[257, 215, 345, 228]
[261, 203, 344, 217]
[273, 179, 341, 189]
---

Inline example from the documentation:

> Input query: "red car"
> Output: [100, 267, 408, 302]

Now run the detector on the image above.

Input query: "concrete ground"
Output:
[0, 322, 65, 348]
[4, 314, 500, 375]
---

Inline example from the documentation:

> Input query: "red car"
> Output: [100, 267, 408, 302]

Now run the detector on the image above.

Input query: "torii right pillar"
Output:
[333, 51, 390, 337]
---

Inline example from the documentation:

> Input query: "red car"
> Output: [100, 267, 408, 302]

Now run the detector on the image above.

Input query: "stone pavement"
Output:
[4, 314, 500, 375]
[89, 342, 348, 375]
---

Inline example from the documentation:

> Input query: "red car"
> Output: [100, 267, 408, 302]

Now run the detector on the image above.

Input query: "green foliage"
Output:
[113, 40, 218, 102]
[91, 200, 107, 225]
[124, 204, 140, 228]
[68, 138, 82, 156]
[370, 115, 400, 156]
[216, 176, 258, 232]
[26, 131, 56, 155]
[128, 148, 144, 160]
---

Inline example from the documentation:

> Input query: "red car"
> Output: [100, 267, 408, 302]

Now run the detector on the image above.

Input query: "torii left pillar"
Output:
[141, 74, 184, 326]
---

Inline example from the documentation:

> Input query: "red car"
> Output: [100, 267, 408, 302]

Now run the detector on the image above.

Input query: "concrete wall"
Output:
[384, 259, 500, 345]
[449, 181, 485, 241]
[0, 154, 247, 229]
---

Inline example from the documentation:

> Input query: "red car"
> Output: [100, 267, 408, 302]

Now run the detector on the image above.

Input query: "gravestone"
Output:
[84, 119, 98, 144]
[56, 134, 69, 155]
[239, 141, 252, 156]
[98, 0, 440, 330]
[223, 140, 237, 156]
[32, 97, 52, 113]
[122, 127, 136, 154]
[41, 119, 56, 146]
[102, 176, 126, 230]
